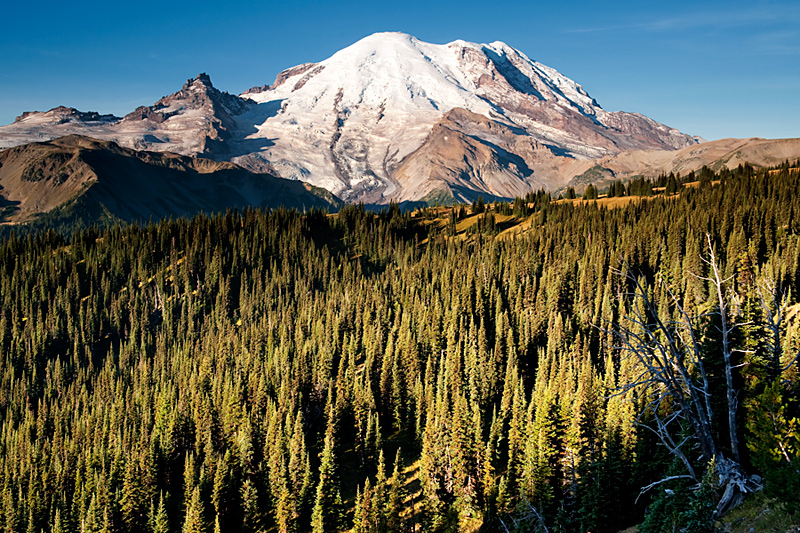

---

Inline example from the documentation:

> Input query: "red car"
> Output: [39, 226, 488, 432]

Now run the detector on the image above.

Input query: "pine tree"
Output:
[0, 163, 797, 532]
[385, 450, 407, 532]
[52, 509, 64, 533]
[211, 451, 232, 523]
[240, 479, 262, 533]
[746, 382, 800, 506]
[352, 481, 374, 533]
[182, 486, 206, 533]
[121, 457, 145, 532]
[311, 432, 344, 533]
[150, 493, 170, 533]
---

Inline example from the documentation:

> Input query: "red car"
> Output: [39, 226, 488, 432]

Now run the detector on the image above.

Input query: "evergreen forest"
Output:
[0, 164, 799, 532]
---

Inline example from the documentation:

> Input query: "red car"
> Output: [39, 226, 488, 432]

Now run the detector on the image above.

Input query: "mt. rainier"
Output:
[0, 32, 700, 203]
[234, 32, 696, 202]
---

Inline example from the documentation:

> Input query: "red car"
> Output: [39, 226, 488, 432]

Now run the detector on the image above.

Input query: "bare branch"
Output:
[613, 244, 761, 516]
[635, 475, 696, 503]
[756, 277, 793, 379]
[783, 353, 800, 374]
[520, 495, 550, 533]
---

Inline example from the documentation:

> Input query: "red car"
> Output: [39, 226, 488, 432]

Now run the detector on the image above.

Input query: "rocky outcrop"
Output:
[120, 74, 253, 155]
[14, 106, 119, 125]
[0, 74, 253, 158]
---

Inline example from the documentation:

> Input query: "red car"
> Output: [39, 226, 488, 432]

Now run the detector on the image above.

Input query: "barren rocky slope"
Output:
[0, 135, 339, 227]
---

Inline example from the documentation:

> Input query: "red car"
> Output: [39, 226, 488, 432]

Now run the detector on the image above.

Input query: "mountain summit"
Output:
[3, 74, 250, 157]
[234, 32, 697, 202]
[0, 32, 708, 203]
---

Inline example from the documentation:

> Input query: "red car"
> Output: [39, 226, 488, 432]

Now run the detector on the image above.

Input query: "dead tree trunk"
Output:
[614, 236, 764, 516]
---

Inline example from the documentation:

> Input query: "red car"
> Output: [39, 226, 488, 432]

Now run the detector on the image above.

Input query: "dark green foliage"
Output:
[523, 188, 551, 211]
[664, 172, 683, 194]
[575, 435, 630, 533]
[626, 176, 654, 196]
[571, 165, 615, 187]
[698, 165, 715, 187]
[639, 465, 717, 533]
[150, 493, 170, 533]
[512, 197, 529, 217]
[21, 167, 45, 182]
[311, 431, 344, 533]
[467, 211, 497, 235]
[182, 486, 206, 533]
[496, 202, 512, 216]
[0, 165, 797, 531]
[606, 180, 626, 198]
[746, 383, 800, 507]
[472, 195, 485, 214]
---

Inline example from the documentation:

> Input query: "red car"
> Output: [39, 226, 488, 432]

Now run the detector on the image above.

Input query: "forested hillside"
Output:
[0, 164, 799, 532]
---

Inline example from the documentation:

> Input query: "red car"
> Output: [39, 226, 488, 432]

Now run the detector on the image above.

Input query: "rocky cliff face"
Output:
[0, 74, 255, 158]
[120, 73, 253, 155]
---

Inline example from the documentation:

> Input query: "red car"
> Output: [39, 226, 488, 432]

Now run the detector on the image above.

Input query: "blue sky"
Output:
[1, 0, 798, 140]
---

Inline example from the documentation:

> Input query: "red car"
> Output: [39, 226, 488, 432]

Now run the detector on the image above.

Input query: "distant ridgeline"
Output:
[0, 163, 798, 532]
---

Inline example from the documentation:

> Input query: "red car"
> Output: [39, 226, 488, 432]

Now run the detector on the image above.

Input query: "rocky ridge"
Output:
[0, 135, 339, 227]
[0, 74, 256, 159]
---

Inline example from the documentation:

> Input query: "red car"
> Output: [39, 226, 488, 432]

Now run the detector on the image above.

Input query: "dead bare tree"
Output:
[756, 277, 794, 382]
[613, 235, 762, 515]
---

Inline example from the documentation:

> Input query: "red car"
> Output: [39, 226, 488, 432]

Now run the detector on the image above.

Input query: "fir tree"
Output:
[311, 432, 344, 533]
[182, 486, 206, 533]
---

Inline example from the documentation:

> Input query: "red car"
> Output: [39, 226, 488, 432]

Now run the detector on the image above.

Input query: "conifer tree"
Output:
[0, 162, 797, 532]
[311, 431, 344, 533]
[150, 493, 170, 533]
[385, 450, 407, 532]
[121, 457, 145, 532]
[240, 478, 262, 533]
[182, 486, 206, 533]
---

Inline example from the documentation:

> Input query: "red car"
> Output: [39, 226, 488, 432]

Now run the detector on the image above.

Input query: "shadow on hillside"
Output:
[466, 134, 534, 178]
[227, 99, 285, 157]
[482, 47, 545, 100]
[0, 186, 20, 223]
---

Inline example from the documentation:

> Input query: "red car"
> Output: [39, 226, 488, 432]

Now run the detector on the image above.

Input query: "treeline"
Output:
[0, 165, 799, 532]
[559, 162, 786, 201]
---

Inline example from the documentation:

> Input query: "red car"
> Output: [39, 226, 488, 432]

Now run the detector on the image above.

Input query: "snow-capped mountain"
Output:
[234, 32, 696, 202]
[0, 32, 700, 203]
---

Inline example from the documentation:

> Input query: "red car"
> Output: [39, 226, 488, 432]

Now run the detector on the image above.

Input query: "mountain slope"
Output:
[0, 135, 340, 228]
[561, 136, 800, 192]
[235, 32, 697, 202]
[0, 33, 705, 203]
